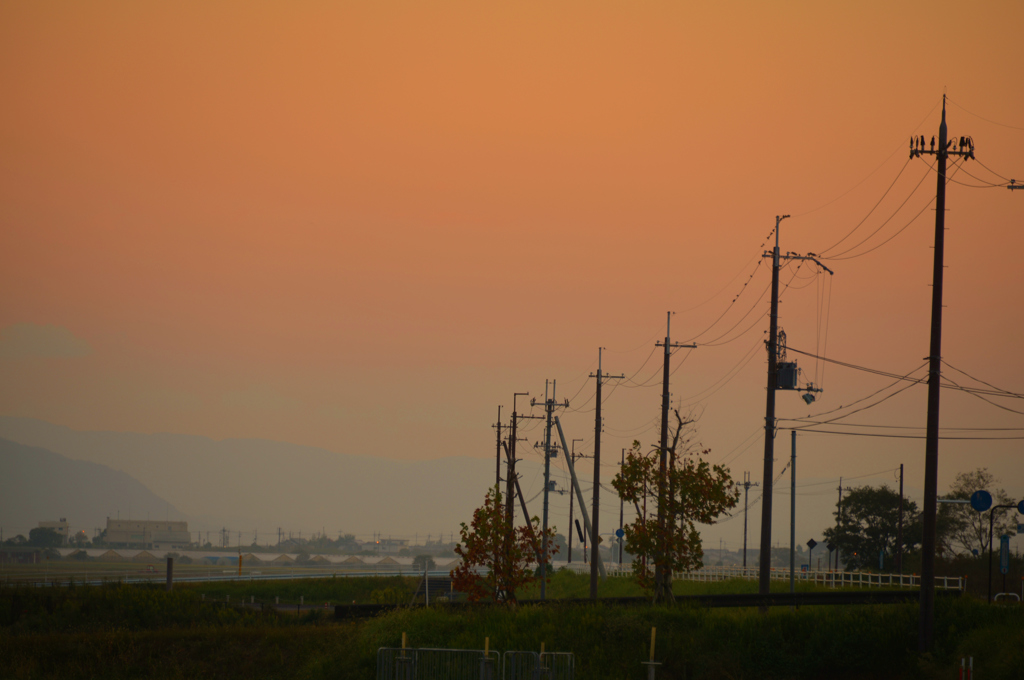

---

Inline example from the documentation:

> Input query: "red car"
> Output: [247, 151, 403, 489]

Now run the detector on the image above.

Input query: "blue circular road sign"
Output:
[1018, 499, 1024, 515]
[615, 529, 624, 538]
[970, 490, 993, 512]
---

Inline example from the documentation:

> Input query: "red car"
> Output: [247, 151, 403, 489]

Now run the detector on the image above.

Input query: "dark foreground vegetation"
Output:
[1, 572, 1021, 679]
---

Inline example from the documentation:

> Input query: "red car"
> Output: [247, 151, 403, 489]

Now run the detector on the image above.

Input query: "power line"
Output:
[793, 99, 942, 218]
[946, 96, 1024, 132]
[818, 157, 915, 256]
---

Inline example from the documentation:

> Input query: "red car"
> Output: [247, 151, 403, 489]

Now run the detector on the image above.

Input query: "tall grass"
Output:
[3, 573, 1022, 679]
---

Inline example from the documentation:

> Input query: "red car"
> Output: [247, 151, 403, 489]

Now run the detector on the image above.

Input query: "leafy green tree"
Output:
[28, 527, 64, 548]
[611, 411, 739, 601]
[451, 487, 557, 604]
[335, 533, 359, 552]
[938, 468, 1017, 556]
[823, 484, 921, 571]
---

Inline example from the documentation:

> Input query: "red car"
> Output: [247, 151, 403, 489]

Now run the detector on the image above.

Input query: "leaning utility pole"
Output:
[654, 312, 697, 597]
[590, 347, 625, 599]
[554, 417, 607, 582]
[568, 439, 585, 563]
[909, 96, 975, 652]
[742, 472, 758, 570]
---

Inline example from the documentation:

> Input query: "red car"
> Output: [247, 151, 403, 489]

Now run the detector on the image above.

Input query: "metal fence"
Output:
[377, 648, 573, 680]
[377, 648, 501, 680]
[668, 565, 963, 590]
[503, 651, 574, 680]
[564, 563, 962, 590]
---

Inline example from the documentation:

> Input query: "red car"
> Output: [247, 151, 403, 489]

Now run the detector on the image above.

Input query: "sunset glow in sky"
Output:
[2, 2, 1022, 544]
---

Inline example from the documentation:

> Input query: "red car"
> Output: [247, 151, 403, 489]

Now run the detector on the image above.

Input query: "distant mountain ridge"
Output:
[0, 437, 185, 538]
[0, 416, 539, 541]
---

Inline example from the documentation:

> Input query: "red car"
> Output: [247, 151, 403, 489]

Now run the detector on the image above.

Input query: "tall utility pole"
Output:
[909, 96, 974, 652]
[758, 214, 788, 598]
[836, 478, 843, 569]
[758, 216, 833, 597]
[655, 312, 697, 596]
[533, 380, 567, 600]
[790, 431, 796, 594]
[742, 472, 758, 570]
[494, 406, 503, 489]
[620, 448, 626, 566]
[507, 393, 536, 526]
[590, 347, 625, 599]
[897, 463, 904, 574]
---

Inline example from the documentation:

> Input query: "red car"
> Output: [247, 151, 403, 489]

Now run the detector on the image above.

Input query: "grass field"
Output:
[3, 570, 1023, 679]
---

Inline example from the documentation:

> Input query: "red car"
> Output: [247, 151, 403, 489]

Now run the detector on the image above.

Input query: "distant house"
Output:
[376, 538, 408, 553]
[376, 556, 399, 566]
[309, 555, 331, 566]
[271, 554, 295, 565]
[341, 556, 365, 565]
[241, 553, 263, 565]
[99, 550, 125, 562]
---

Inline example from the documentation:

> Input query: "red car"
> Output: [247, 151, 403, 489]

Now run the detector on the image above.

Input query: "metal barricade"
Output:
[377, 647, 500, 680]
[502, 651, 574, 680]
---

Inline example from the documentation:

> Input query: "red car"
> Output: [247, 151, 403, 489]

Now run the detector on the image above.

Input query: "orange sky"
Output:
[2, 2, 1022, 544]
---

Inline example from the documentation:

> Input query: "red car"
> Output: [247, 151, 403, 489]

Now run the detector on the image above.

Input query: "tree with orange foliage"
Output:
[612, 411, 739, 601]
[450, 487, 557, 604]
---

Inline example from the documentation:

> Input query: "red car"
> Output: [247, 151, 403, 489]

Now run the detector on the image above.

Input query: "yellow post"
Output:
[484, 637, 490, 655]
[650, 627, 656, 661]
[402, 632, 407, 649]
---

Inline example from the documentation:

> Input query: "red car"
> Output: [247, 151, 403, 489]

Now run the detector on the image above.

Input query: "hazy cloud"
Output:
[0, 323, 92, 360]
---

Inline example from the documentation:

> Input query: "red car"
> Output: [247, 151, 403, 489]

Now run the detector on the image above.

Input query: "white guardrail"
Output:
[558, 562, 963, 590]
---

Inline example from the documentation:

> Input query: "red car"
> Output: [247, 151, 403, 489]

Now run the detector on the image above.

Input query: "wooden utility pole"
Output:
[653, 313, 697, 598]
[619, 448, 626, 566]
[742, 472, 758, 570]
[757, 217, 833, 597]
[897, 463, 904, 574]
[590, 347, 624, 598]
[909, 96, 974, 652]
[494, 406, 502, 489]
[534, 381, 567, 600]
[758, 215, 787, 598]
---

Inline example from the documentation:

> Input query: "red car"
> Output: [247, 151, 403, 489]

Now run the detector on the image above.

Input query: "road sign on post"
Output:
[971, 490, 993, 512]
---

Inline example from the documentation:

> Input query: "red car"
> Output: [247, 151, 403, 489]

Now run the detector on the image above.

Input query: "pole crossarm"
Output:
[762, 252, 835, 275]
